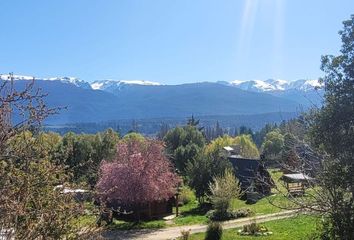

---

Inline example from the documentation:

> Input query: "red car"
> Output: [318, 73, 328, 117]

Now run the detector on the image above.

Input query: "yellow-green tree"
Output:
[206, 135, 259, 159]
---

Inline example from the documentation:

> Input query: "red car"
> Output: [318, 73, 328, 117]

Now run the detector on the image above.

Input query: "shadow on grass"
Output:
[180, 203, 212, 217]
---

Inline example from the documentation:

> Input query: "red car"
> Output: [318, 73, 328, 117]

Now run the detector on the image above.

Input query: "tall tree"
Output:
[261, 130, 284, 159]
[308, 15, 354, 239]
[164, 125, 205, 173]
[0, 75, 86, 239]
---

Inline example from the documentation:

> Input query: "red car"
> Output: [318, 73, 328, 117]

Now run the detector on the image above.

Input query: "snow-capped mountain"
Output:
[90, 79, 161, 92]
[221, 79, 323, 92]
[0, 74, 92, 89]
[0, 74, 35, 81]
[1, 74, 322, 93]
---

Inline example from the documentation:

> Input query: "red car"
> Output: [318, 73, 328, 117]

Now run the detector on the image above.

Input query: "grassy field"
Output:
[185, 214, 318, 240]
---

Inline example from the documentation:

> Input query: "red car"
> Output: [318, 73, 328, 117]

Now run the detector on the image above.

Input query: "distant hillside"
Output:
[7, 80, 302, 125]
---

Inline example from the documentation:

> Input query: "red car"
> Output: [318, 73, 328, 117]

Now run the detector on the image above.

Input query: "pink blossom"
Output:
[96, 139, 180, 205]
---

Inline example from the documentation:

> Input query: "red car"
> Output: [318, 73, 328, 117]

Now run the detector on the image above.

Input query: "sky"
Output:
[0, 0, 353, 84]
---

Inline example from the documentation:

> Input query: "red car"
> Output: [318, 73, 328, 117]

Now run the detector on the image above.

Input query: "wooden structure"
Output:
[103, 198, 174, 221]
[280, 173, 313, 196]
[227, 153, 274, 203]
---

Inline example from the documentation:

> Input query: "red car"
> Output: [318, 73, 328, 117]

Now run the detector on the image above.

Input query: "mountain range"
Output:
[0, 74, 323, 126]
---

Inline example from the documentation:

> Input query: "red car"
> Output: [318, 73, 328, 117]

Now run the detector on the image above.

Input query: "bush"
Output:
[238, 220, 272, 236]
[180, 229, 191, 240]
[206, 208, 254, 221]
[179, 186, 196, 205]
[209, 169, 241, 215]
[205, 222, 223, 240]
[231, 208, 254, 218]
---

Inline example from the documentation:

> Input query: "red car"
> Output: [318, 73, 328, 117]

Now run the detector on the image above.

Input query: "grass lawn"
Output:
[107, 219, 167, 230]
[75, 213, 168, 230]
[173, 200, 210, 225]
[185, 214, 318, 240]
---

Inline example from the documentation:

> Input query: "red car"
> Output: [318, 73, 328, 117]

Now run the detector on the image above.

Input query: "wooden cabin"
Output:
[224, 146, 274, 203]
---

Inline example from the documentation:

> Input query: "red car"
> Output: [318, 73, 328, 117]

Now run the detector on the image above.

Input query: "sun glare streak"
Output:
[237, 0, 259, 63]
[272, 0, 286, 76]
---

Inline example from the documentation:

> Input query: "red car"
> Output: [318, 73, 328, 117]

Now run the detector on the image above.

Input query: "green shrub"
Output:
[231, 208, 254, 218]
[239, 220, 272, 236]
[243, 222, 260, 235]
[206, 208, 254, 221]
[179, 186, 196, 205]
[209, 169, 241, 214]
[205, 222, 223, 240]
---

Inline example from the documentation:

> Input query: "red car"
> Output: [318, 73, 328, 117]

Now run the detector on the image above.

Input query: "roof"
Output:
[228, 156, 261, 188]
[54, 185, 89, 194]
[229, 155, 260, 160]
[223, 146, 234, 151]
[281, 173, 314, 182]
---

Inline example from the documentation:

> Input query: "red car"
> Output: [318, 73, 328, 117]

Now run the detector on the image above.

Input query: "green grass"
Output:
[74, 214, 97, 228]
[185, 214, 318, 240]
[108, 219, 167, 230]
[230, 193, 294, 215]
[173, 200, 210, 225]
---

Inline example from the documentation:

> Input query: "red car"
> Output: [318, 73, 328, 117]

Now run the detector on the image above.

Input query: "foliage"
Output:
[0, 132, 84, 239]
[122, 132, 145, 143]
[57, 128, 119, 186]
[306, 15, 354, 239]
[164, 125, 205, 173]
[261, 130, 284, 159]
[181, 229, 191, 240]
[239, 221, 272, 236]
[96, 138, 180, 207]
[185, 153, 231, 203]
[253, 123, 278, 147]
[206, 134, 259, 159]
[233, 135, 259, 158]
[205, 135, 236, 158]
[208, 169, 241, 216]
[179, 186, 197, 205]
[206, 208, 254, 221]
[205, 222, 223, 240]
[0, 76, 90, 239]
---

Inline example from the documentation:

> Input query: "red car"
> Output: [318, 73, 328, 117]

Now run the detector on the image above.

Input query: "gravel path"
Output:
[100, 210, 298, 240]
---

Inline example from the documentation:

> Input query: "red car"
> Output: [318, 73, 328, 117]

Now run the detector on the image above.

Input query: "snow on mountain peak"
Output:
[226, 78, 322, 92]
[0, 74, 35, 81]
[228, 79, 276, 92]
[0, 74, 92, 89]
[90, 79, 161, 91]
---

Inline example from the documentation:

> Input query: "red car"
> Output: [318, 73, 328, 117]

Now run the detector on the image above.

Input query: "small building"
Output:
[228, 156, 273, 194]
[98, 198, 174, 222]
[224, 146, 274, 203]
[280, 173, 314, 196]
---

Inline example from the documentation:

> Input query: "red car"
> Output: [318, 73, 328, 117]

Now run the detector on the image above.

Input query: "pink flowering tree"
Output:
[96, 138, 180, 216]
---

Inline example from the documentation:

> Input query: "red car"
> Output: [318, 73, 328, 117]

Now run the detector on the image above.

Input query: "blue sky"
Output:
[0, 0, 353, 84]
